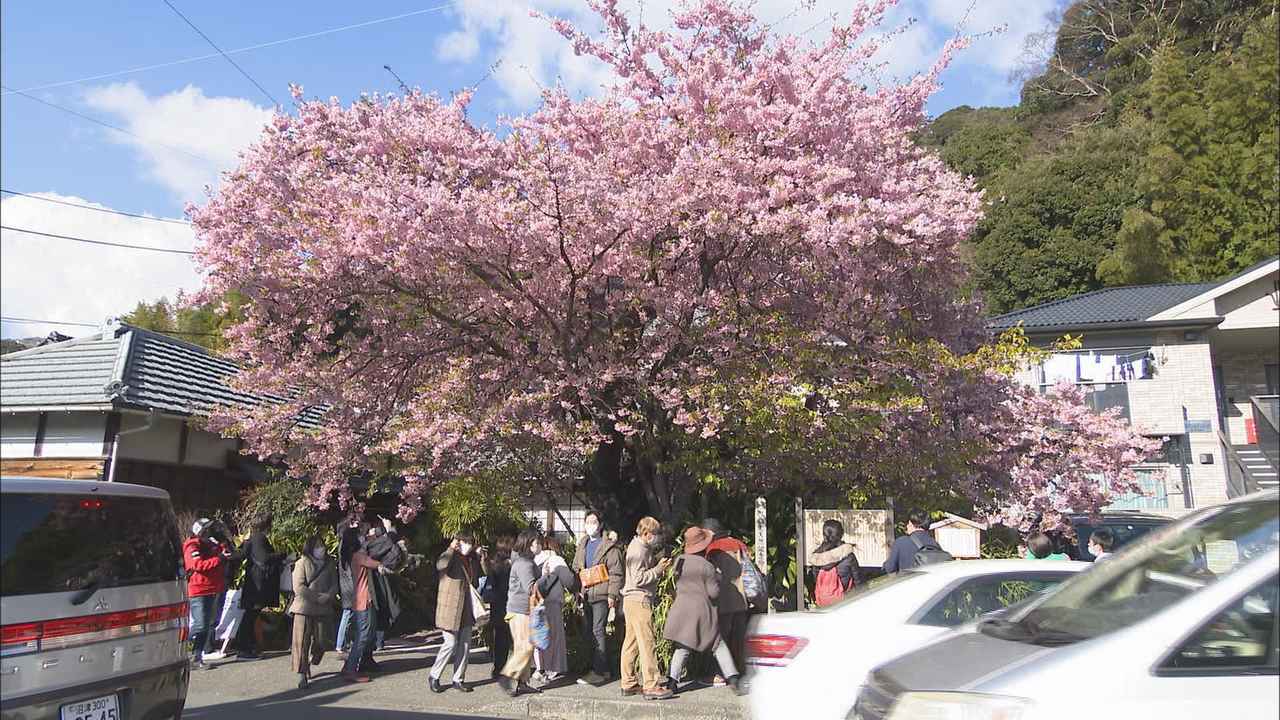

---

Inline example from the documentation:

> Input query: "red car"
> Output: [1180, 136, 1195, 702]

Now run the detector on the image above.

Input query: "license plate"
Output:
[60, 694, 118, 720]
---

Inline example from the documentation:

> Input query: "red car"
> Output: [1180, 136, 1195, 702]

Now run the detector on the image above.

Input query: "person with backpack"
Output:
[663, 526, 746, 696]
[235, 514, 286, 659]
[883, 509, 952, 574]
[702, 517, 764, 677]
[184, 518, 232, 670]
[808, 519, 863, 607]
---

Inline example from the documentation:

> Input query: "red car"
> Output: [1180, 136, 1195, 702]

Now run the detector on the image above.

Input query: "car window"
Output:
[1010, 500, 1278, 643]
[1, 491, 182, 596]
[1162, 575, 1279, 674]
[917, 575, 1069, 627]
[1074, 521, 1163, 561]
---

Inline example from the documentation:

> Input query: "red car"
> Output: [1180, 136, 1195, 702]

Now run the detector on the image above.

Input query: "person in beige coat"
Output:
[289, 534, 338, 689]
[430, 532, 486, 693]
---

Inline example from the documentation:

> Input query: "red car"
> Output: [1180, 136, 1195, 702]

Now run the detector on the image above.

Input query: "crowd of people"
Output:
[180, 509, 765, 700]
[182, 505, 1104, 697]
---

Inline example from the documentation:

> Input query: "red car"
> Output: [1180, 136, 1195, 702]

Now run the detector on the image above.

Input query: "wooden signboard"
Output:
[802, 509, 894, 568]
[1, 457, 104, 480]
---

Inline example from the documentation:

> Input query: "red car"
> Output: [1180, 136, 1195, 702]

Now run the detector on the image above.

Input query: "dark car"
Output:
[1067, 511, 1171, 561]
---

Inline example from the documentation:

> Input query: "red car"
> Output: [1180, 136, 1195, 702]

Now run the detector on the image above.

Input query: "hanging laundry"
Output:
[1043, 354, 1078, 385]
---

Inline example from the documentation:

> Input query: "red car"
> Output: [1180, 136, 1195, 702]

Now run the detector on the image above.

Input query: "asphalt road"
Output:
[184, 634, 748, 720]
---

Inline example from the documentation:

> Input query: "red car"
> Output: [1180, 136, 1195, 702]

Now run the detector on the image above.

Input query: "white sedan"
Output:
[745, 559, 1091, 720]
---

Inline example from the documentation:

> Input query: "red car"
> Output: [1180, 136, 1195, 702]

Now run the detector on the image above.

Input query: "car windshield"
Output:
[987, 499, 1278, 645]
[817, 570, 923, 612]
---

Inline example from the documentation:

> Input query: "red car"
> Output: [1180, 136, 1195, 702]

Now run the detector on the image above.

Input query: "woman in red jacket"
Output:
[184, 518, 231, 670]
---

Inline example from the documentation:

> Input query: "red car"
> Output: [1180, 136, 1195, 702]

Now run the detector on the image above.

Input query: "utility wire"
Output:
[0, 190, 192, 225]
[1, 316, 220, 338]
[0, 85, 217, 165]
[161, 0, 279, 106]
[1, 225, 196, 255]
[4, 3, 460, 97]
[1, 316, 99, 328]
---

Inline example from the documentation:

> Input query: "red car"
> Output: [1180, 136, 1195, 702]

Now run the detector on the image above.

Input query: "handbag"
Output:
[578, 563, 609, 589]
[528, 584, 550, 651]
[462, 562, 490, 627]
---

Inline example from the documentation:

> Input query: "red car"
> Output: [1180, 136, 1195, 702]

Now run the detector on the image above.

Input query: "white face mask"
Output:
[584, 522, 600, 538]
[459, 542, 473, 556]
[312, 547, 327, 561]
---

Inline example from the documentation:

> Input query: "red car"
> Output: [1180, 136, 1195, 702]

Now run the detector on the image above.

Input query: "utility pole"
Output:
[795, 496, 805, 612]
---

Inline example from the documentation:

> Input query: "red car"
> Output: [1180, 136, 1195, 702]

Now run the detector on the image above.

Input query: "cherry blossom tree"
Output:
[191, 0, 1155, 524]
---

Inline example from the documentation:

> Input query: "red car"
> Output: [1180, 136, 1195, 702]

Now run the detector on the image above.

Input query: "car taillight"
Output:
[746, 634, 809, 667]
[0, 602, 188, 656]
[0, 622, 41, 657]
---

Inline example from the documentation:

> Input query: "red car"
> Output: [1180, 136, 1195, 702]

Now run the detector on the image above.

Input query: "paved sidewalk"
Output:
[185, 633, 748, 720]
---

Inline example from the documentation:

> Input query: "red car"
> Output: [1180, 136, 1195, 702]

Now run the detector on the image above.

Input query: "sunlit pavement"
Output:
[185, 634, 748, 720]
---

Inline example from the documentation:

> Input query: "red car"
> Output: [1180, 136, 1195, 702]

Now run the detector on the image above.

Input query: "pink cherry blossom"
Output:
[190, 0, 1156, 521]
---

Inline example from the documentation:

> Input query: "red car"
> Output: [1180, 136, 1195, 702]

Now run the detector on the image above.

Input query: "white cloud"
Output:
[0, 193, 201, 339]
[83, 83, 273, 204]
[438, 0, 1061, 107]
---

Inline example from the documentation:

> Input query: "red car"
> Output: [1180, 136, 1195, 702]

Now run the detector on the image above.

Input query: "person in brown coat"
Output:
[662, 527, 745, 695]
[289, 535, 338, 690]
[431, 532, 486, 694]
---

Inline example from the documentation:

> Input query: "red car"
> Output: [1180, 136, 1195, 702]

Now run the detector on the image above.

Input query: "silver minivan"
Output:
[851, 490, 1279, 720]
[1, 477, 190, 720]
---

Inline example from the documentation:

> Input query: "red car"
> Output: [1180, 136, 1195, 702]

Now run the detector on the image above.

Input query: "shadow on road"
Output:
[181, 683, 509, 720]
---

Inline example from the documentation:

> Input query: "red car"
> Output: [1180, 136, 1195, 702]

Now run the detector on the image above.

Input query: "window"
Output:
[1, 492, 182, 596]
[917, 575, 1070, 628]
[1035, 349, 1154, 387]
[1161, 575, 1279, 674]
[1107, 469, 1170, 511]
[1073, 521, 1164, 561]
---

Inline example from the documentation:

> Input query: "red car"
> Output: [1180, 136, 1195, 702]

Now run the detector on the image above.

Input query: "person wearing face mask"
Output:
[619, 516, 674, 700]
[430, 532, 486, 693]
[497, 529, 543, 697]
[289, 534, 338, 690]
[532, 536, 580, 687]
[572, 510, 625, 686]
[1088, 528, 1114, 562]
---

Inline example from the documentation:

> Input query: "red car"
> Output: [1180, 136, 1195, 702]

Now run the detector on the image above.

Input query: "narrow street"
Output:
[185, 634, 747, 720]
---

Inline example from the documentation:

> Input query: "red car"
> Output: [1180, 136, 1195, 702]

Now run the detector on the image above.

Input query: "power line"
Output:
[1, 225, 197, 255]
[161, 0, 279, 106]
[0, 85, 217, 165]
[1, 316, 99, 328]
[0, 190, 192, 225]
[1, 316, 220, 338]
[3, 3, 460, 97]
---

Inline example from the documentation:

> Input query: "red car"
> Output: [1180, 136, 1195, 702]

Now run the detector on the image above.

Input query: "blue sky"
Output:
[0, 0, 1062, 339]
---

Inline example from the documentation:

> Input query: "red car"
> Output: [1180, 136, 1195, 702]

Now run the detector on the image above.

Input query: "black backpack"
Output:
[910, 534, 954, 567]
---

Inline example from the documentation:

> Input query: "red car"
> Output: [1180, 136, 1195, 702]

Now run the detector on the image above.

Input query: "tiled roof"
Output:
[1, 324, 323, 427]
[0, 335, 122, 408]
[987, 282, 1218, 331]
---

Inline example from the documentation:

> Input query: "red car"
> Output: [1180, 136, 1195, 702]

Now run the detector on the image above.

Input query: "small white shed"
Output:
[930, 513, 987, 559]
